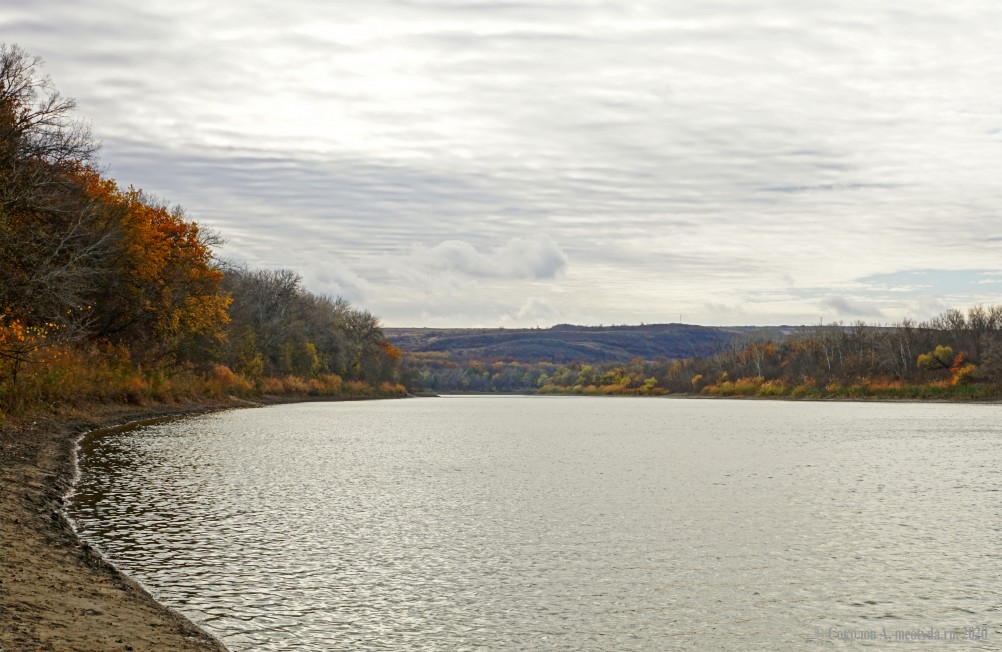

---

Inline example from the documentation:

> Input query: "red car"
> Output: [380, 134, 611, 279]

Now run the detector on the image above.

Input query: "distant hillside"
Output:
[385, 323, 754, 364]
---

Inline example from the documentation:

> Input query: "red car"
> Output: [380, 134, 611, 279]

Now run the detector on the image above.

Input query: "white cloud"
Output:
[299, 257, 373, 304]
[819, 297, 884, 319]
[511, 296, 561, 324]
[408, 235, 567, 280]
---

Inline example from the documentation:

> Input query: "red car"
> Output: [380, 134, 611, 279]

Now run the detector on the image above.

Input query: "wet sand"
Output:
[0, 400, 240, 652]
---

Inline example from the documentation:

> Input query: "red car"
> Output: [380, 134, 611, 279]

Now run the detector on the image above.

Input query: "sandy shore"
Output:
[0, 399, 251, 652]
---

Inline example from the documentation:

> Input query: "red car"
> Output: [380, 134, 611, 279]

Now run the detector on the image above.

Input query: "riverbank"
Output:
[0, 395, 340, 652]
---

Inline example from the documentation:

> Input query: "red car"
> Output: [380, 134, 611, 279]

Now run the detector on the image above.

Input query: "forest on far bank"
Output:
[400, 307, 1002, 400]
[0, 43, 404, 419]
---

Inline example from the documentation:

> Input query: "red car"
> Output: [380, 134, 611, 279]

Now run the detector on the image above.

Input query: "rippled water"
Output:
[70, 397, 1001, 650]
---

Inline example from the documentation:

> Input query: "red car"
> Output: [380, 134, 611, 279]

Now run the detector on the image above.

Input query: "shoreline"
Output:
[0, 394, 375, 652]
[440, 391, 1002, 404]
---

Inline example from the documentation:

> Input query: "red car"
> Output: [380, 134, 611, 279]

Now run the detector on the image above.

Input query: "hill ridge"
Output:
[385, 323, 758, 364]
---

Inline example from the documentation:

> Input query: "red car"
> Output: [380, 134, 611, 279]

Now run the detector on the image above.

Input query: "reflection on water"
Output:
[70, 397, 1001, 650]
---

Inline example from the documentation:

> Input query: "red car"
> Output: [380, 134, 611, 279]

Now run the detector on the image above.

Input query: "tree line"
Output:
[0, 44, 403, 415]
[402, 306, 1002, 400]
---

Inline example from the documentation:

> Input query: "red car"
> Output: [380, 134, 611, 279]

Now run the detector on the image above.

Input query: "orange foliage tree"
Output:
[79, 174, 231, 361]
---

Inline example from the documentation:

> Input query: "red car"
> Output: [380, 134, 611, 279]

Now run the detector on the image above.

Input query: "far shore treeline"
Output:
[401, 310, 1002, 399]
[0, 44, 405, 419]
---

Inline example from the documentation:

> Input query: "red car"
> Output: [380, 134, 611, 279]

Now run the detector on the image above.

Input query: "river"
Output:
[69, 397, 1001, 650]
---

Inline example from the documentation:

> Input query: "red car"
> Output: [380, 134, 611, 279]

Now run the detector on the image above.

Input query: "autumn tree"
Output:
[84, 184, 230, 360]
[0, 44, 112, 332]
[1, 43, 229, 373]
[221, 265, 399, 383]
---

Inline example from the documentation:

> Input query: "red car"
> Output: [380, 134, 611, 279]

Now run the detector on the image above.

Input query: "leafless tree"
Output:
[0, 43, 113, 336]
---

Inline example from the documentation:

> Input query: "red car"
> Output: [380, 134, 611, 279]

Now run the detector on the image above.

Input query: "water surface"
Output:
[71, 397, 1001, 650]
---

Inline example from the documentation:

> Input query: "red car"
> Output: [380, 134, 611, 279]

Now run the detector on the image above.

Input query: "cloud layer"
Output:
[409, 236, 567, 280]
[5, 0, 1002, 325]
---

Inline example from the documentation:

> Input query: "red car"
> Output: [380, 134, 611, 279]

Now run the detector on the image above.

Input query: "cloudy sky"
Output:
[5, 1, 1002, 327]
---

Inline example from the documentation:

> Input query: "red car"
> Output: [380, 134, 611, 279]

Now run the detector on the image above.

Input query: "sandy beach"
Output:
[0, 400, 238, 652]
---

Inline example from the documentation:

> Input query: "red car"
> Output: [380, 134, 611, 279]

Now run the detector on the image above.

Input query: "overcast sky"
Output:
[5, 1, 1002, 327]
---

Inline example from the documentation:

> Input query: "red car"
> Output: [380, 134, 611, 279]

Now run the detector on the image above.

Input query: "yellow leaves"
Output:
[951, 363, 977, 386]
[380, 341, 403, 362]
[0, 311, 55, 346]
[917, 345, 954, 371]
[0, 310, 53, 373]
